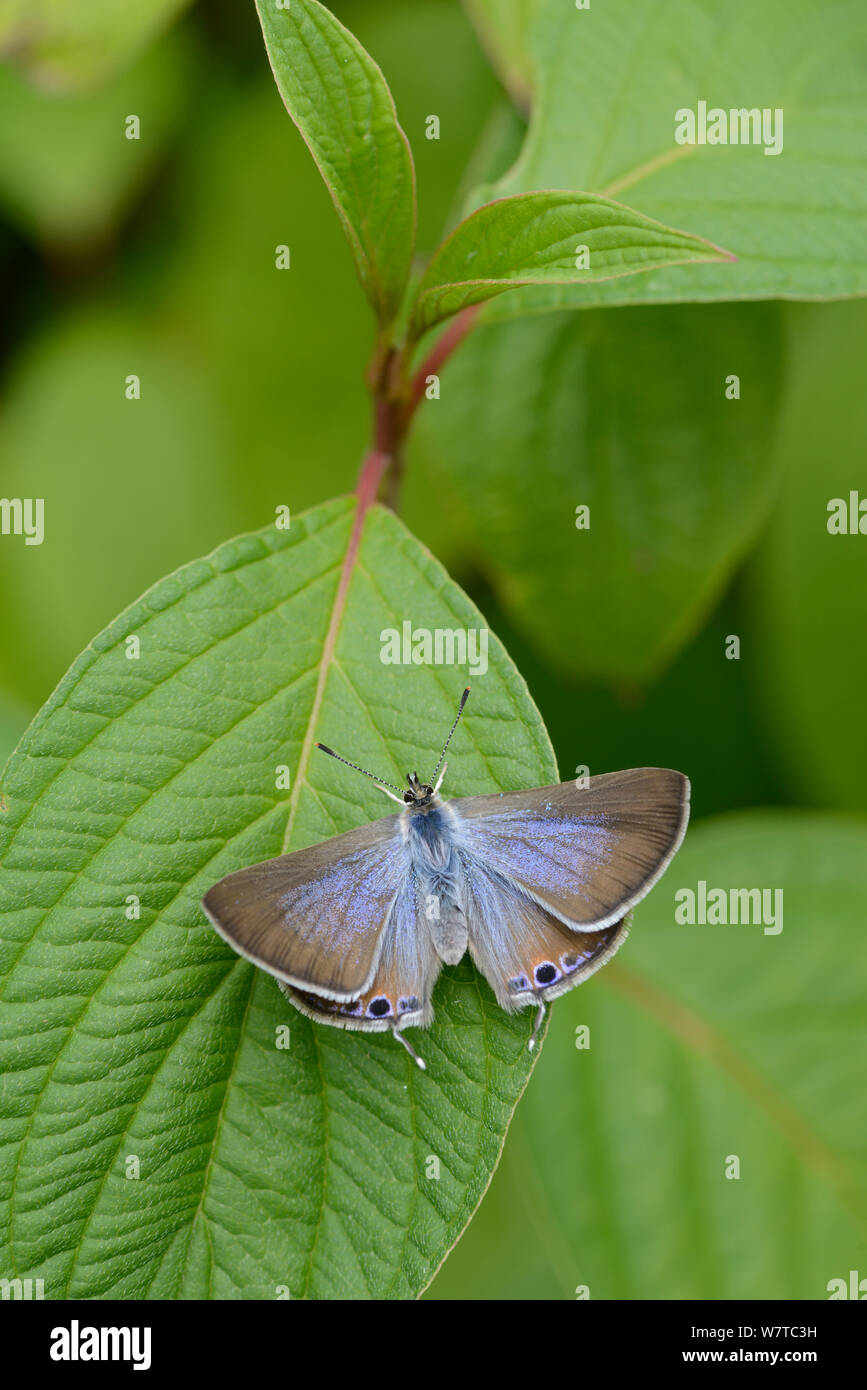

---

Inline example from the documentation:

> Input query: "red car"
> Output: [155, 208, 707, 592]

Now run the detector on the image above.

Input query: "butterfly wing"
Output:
[458, 849, 628, 1010]
[202, 813, 409, 1001]
[452, 768, 689, 931]
[282, 869, 442, 1034]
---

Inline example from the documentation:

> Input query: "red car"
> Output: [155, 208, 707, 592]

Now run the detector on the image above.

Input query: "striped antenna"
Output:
[315, 743, 404, 795]
[430, 687, 470, 784]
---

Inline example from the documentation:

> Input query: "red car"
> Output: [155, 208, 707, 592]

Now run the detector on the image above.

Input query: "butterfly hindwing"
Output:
[452, 768, 689, 930]
[202, 813, 408, 1000]
[459, 850, 629, 1011]
[282, 870, 442, 1033]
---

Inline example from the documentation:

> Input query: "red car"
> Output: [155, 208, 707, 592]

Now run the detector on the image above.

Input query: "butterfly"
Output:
[202, 689, 689, 1070]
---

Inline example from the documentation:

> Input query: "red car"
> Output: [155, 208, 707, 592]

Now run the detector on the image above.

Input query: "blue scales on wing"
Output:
[201, 812, 411, 1000]
[452, 768, 689, 930]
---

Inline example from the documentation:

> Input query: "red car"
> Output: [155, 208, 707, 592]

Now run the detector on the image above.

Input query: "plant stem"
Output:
[360, 305, 483, 511]
[405, 305, 482, 425]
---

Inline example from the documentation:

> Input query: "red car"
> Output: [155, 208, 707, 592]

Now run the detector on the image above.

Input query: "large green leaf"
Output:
[414, 300, 784, 682]
[0, 498, 557, 1299]
[255, 0, 416, 329]
[0, 0, 192, 92]
[750, 300, 867, 813]
[409, 189, 730, 341]
[466, 0, 867, 312]
[428, 812, 867, 1298]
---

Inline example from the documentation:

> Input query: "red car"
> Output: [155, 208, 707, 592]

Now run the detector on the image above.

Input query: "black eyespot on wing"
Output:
[535, 962, 558, 986]
[368, 996, 392, 1018]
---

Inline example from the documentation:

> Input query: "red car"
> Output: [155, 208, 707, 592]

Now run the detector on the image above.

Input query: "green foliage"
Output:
[0, 500, 554, 1299]
[429, 812, 867, 1298]
[0, 0, 193, 92]
[256, 0, 416, 329]
[0, 310, 245, 707]
[466, 0, 867, 312]
[0, 28, 193, 249]
[409, 190, 729, 341]
[751, 301, 867, 813]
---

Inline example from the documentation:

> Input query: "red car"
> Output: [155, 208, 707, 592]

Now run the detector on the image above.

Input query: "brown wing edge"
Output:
[201, 858, 398, 1003]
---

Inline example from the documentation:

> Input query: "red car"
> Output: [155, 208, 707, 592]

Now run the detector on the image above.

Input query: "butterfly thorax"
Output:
[402, 797, 468, 966]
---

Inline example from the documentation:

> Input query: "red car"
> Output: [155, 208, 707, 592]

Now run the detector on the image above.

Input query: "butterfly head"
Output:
[403, 772, 436, 807]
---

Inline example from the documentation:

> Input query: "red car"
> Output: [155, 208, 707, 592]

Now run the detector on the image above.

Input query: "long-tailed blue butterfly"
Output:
[202, 690, 689, 1070]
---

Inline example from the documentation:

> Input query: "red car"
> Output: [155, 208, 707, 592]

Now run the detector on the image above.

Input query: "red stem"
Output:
[406, 305, 483, 424]
[356, 304, 483, 507]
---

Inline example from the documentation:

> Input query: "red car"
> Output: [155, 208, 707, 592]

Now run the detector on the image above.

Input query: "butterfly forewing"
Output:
[202, 813, 407, 1000]
[452, 768, 689, 931]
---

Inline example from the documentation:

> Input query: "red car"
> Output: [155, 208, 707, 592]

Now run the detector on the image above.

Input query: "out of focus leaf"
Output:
[750, 300, 867, 813]
[460, 0, 538, 108]
[414, 301, 783, 682]
[0, 0, 192, 93]
[428, 812, 867, 1298]
[0, 28, 193, 250]
[0, 309, 245, 706]
[0, 499, 553, 1299]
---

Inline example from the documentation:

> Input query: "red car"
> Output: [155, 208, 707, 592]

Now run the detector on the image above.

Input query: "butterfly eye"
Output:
[403, 791, 415, 804]
[368, 996, 393, 1018]
[534, 962, 559, 987]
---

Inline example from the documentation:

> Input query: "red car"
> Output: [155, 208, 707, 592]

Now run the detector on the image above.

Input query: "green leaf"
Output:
[750, 300, 867, 813]
[0, 0, 192, 93]
[0, 498, 557, 1299]
[414, 301, 783, 682]
[428, 812, 867, 1299]
[409, 189, 730, 341]
[466, 0, 867, 312]
[255, 0, 416, 329]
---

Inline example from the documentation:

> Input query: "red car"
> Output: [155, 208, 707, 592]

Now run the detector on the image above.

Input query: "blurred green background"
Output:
[1, 0, 864, 1299]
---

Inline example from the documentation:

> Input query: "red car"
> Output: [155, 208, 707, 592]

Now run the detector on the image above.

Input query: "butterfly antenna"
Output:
[430, 687, 470, 786]
[315, 743, 404, 795]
